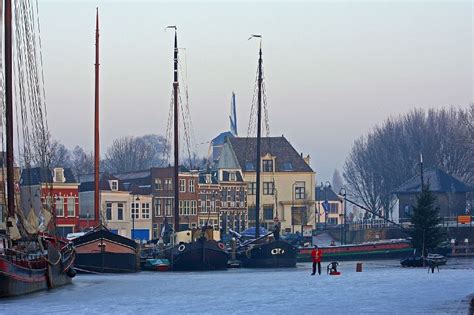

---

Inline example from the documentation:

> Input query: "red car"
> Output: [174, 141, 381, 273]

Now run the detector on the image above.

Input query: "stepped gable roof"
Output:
[227, 136, 313, 173]
[212, 131, 234, 146]
[20, 167, 77, 186]
[393, 168, 472, 194]
[315, 186, 341, 201]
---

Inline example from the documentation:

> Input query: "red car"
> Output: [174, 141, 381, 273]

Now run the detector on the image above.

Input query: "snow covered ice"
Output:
[1, 259, 473, 314]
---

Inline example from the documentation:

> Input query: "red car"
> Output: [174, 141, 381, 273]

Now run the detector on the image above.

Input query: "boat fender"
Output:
[67, 267, 77, 278]
[178, 244, 186, 252]
[218, 243, 225, 250]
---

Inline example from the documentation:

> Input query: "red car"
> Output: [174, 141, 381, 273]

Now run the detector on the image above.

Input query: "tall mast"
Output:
[255, 41, 263, 238]
[94, 8, 100, 224]
[5, 0, 15, 223]
[420, 153, 424, 191]
[172, 28, 180, 232]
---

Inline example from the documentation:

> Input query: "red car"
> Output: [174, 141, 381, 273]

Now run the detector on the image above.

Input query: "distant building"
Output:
[218, 136, 316, 233]
[20, 167, 79, 237]
[197, 170, 220, 229]
[150, 166, 199, 238]
[216, 168, 247, 233]
[393, 168, 472, 219]
[315, 185, 343, 226]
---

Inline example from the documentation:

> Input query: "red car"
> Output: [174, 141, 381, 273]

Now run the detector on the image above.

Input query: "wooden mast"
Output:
[172, 28, 180, 232]
[5, 0, 15, 225]
[94, 8, 100, 225]
[255, 41, 263, 238]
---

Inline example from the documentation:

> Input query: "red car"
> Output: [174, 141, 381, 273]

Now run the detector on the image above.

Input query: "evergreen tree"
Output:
[410, 185, 444, 255]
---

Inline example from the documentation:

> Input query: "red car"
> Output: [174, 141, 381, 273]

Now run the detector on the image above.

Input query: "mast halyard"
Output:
[94, 8, 100, 225]
[170, 27, 180, 233]
[5, 0, 14, 228]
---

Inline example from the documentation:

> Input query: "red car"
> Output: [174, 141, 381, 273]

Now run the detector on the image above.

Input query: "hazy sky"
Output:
[38, 1, 472, 181]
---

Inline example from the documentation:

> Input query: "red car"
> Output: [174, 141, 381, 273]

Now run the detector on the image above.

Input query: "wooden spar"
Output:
[5, 0, 14, 221]
[94, 8, 100, 224]
[255, 42, 263, 238]
[173, 30, 180, 232]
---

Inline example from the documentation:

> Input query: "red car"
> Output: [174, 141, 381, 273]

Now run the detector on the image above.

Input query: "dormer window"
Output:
[205, 174, 212, 184]
[111, 180, 118, 191]
[229, 172, 236, 181]
[53, 168, 65, 183]
[263, 160, 273, 172]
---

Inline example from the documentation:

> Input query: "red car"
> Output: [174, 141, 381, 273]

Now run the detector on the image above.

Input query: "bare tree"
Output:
[71, 146, 94, 176]
[344, 106, 473, 218]
[103, 134, 167, 173]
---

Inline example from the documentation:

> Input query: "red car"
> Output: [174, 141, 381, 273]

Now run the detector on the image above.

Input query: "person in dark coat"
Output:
[273, 222, 280, 240]
[311, 245, 323, 275]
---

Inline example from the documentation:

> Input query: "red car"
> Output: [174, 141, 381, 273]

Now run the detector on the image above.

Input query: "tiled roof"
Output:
[20, 167, 77, 186]
[393, 168, 472, 194]
[79, 173, 126, 192]
[212, 131, 234, 145]
[315, 186, 340, 201]
[228, 136, 313, 173]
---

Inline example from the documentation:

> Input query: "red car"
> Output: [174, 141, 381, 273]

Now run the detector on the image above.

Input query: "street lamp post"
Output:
[339, 187, 347, 245]
[132, 194, 140, 240]
[323, 181, 331, 230]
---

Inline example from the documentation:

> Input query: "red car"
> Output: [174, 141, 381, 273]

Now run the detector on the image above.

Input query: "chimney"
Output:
[303, 154, 310, 166]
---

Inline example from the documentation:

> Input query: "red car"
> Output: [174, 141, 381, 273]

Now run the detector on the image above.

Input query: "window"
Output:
[154, 199, 162, 216]
[191, 200, 197, 215]
[67, 197, 75, 217]
[291, 207, 303, 225]
[111, 180, 118, 191]
[189, 179, 195, 193]
[153, 223, 159, 239]
[200, 198, 207, 213]
[295, 182, 305, 200]
[164, 178, 172, 190]
[264, 206, 273, 221]
[117, 203, 124, 221]
[210, 200, 216, 213]
[248, 182, 256, 195]
[154, 178, 162, 190]
[205, 174, 212, 184]
[55, 197, 64, 217]
[179, 200, 190, 215]
[165, 199, 172, 216]
[248, 206, 256, 221]
[330, 203, 339, 214]
[142, 203, 150, 219]
[328, 217, 338, 225]
[263, 182, 274, 195]
[131, 202, 139, 219]
[263, 160, 273, 172]
[106, 203, 112, 221]
[229, 172, 236, 181]
[179, 179, 186, 192]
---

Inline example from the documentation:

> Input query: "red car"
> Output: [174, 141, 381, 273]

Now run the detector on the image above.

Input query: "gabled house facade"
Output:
[315, 185, 344, 226]
[217, 136, 316, 233]
[197, 170, 221, 229]
[20, 167, 79, 237]
[217, 168, 247, 233]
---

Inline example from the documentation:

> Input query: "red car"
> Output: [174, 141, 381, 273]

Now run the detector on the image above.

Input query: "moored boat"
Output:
[73, 227, 139, 273]
[298, 239, 413, 262]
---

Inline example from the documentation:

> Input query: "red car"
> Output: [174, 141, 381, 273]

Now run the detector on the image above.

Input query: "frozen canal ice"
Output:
[1, 259, 473, 314]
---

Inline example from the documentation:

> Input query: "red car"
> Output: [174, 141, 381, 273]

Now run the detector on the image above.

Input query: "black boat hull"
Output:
[169, 240, 229, 271]
[237, 240, 297, 268]
[73, 229, 139, 273]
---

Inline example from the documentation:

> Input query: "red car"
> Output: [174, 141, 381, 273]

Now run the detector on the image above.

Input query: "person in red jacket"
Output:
[311, 245, 323, 275]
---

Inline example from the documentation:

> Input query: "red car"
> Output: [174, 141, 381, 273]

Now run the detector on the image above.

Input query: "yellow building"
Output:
[217, 136, 316, 233]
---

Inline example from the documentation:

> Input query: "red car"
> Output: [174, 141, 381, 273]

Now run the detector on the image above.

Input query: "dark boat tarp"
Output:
[241, 227, 268, 237]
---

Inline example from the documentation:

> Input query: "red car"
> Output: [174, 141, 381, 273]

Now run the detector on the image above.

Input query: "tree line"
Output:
[343, 105, 473, 218]
[32, 134, 169, 176]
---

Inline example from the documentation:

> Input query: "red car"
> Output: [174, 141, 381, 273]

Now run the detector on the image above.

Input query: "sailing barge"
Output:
[141, 27, 228, 271]
[0, 0, 76, 297]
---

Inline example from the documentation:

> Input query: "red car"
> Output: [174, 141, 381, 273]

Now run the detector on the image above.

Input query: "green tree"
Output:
[410, 185, 444, 255]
